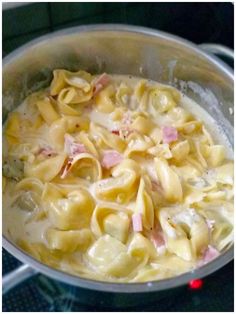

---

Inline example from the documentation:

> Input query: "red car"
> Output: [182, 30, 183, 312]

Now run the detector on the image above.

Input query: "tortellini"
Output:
[90, 122, 126, 152]
[171, 140, 190, 161]
[197, 201, 233, 251]
[24, 154, 67, 182]
[159, 207, 209, 261]
[95, 159, 141, 203]
[87, 234, 134, 277]
[94, 85, 115, 113]
[61, 153, 102, 182]
[46, 228, 93, 253]
[91, 204, 131, 243]
[116, 83, 132, 107]
[49, 116, 89, 150]
[131, 255, 194, 282]
[155, 157, 183, 202]
[134, 177, 154, 230]
[47, 189, 95, 230]
[3, 71, 233, 283]
[50, 69, 93, 104]
[124, 132, 153, 157]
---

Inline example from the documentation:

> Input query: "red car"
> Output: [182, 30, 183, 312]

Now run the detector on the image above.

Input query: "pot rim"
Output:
[2, 237, 234, 293]
[3, 24, 233, 78]
[2, 24, 234, 293]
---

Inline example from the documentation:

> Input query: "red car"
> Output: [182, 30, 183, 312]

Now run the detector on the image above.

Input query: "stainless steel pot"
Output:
[2, 24, 234, 305]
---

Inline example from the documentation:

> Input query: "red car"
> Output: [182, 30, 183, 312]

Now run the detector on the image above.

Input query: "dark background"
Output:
[3, 2, 234, 55]
[2, 2, 234, 312]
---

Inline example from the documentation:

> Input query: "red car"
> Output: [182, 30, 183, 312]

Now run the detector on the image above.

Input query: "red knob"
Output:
[189, 279, 203, 290]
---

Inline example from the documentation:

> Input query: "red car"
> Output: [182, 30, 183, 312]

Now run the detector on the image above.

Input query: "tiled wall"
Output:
[3, 3, 234, 55]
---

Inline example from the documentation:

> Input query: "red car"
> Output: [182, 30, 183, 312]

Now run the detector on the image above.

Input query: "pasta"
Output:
[3, 70, 234, 283]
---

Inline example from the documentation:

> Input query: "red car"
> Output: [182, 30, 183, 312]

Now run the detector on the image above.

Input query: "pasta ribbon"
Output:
[159, 207, 209, 261]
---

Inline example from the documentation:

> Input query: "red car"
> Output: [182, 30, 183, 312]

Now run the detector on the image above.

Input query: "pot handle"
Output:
[199, 43, 234, 61]
[2, 264, 38, 294]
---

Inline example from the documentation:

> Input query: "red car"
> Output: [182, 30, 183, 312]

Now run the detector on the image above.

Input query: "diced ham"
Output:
[132, 213, 143, 232]
[206, 219, 215, 231]
[64, 133, 87, 156]
[38, 146, 57, 157]
[198, 245, 220, 267]
[64, 133, 75, 153]
[203, 245, 220, 262]
[70, 143, 87, 155]
[93, 73, 111, 96]
[150, 231, 165, 248]
[101, 150, 123, 169]
[60, 157, 73, 179]
[150, 229, 166, 254]
[162, 126, 178, 144]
